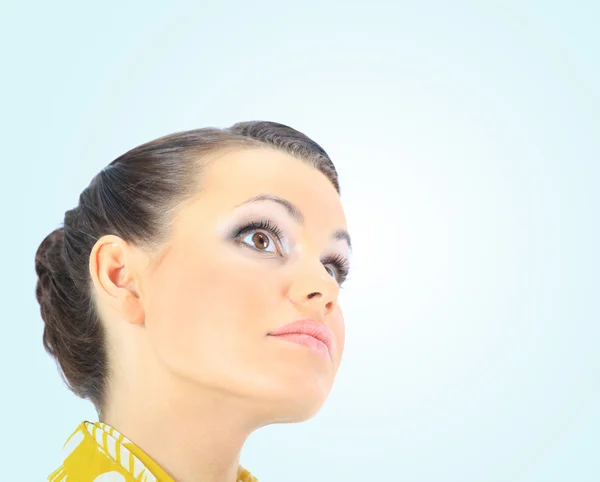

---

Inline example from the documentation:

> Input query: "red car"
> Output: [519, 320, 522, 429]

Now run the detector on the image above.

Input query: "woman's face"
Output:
[140, 147, 350, 423]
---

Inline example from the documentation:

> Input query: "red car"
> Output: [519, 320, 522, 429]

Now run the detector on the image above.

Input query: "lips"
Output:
[267, 319, 333, 355]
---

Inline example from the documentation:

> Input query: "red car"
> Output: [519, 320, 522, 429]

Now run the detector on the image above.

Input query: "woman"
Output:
[35, 121, 352, 482]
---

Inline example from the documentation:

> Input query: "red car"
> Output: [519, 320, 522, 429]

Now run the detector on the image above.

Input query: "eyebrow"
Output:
[234, 193, 352, 250]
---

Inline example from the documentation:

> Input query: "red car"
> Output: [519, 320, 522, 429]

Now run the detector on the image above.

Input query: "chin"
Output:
[256, 377, 332, 425]
[262, 399, 326, 425]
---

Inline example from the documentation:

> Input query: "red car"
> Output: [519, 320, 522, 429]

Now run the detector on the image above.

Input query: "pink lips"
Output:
[268, 319, 333, 358]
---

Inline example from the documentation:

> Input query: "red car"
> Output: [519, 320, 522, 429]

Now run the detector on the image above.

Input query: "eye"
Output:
[241, 231, 277, 253]
[321, 253, 351, 286]
[232, 219, 285, 255]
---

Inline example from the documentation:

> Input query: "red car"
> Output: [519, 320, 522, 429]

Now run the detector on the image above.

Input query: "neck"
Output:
[102, 365, 261, 482]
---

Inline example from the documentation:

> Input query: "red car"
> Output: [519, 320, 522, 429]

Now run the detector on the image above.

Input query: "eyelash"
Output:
[232, 219, 351, 286]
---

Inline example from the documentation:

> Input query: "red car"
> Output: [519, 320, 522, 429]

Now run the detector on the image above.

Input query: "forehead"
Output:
[199, 147, 346, 225]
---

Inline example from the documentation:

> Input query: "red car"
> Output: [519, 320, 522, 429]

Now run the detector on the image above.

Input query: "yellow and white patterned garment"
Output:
[48, 421, 259, 482]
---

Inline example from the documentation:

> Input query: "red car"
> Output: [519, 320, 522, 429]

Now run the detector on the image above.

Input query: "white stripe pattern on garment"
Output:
[95, 426, 105, 447]
[106, 431, 117, 459]
[132, 456, 145, 478]
[84, 422, 157, 482]
[48, 465, 66, 481]
[62, 430, 84, 459]
[92, 472, 127, 481]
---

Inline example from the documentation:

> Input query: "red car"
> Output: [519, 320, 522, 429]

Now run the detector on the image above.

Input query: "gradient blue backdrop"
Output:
[1, 1, 598, 480]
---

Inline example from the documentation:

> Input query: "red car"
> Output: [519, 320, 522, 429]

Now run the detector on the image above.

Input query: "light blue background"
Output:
[1, 1, 598, 481]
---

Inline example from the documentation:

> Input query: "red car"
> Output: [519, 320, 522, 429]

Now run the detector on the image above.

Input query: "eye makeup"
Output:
[228, 217, 351, 285]
[230, 218, 287, 255]
[321, 252, 351, 286]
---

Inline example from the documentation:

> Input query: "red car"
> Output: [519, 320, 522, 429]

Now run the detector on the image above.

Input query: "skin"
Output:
[88, 147, 350, 482]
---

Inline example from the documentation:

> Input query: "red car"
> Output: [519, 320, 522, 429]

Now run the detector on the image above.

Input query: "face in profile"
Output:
[133, 147, 350, 424]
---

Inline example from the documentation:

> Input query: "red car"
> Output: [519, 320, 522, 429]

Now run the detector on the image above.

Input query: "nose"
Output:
[288, 259, 339, 316]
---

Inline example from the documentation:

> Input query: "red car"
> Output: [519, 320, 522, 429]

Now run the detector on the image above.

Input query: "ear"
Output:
[89, 234, 146, 326]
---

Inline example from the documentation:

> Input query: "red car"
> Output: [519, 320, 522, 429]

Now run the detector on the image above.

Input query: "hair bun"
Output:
[34, 227, 68, 322]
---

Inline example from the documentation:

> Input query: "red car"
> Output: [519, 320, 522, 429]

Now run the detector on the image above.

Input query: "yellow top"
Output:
[48, 421, 258, 482]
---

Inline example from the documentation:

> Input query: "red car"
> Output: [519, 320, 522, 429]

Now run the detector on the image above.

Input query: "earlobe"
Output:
[119, 289, 146, 325]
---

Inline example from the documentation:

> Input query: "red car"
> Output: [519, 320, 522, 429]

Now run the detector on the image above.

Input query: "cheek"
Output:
[144, 246, 282, 377]
[331, 305, 346, 364]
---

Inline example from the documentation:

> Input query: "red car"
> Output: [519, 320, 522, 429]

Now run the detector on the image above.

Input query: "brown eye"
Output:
[235, 219, 283, 255]
[251, 232, 270, 250]
[241, 230, 277, 253]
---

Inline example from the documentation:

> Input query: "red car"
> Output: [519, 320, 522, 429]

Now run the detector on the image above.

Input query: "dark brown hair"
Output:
[34, 121, 340, 417]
